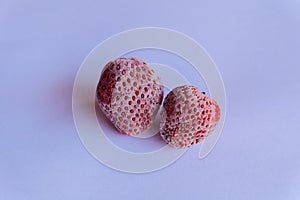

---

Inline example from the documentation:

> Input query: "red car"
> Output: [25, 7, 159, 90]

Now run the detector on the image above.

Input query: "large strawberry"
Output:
[160, 85, 220, 148]
[96, 58, 164, 136]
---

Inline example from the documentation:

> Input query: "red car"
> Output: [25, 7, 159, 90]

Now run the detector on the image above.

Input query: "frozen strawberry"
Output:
[160, 85, 220, 148]
[96, 58, 164, 136]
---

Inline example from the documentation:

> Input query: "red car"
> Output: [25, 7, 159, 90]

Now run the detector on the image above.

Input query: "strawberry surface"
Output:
[160, 86, 220, 148]
[96, 58, 164, 136]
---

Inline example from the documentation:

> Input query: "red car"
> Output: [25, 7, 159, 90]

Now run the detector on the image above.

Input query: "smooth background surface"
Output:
[1, 0, 300, 199]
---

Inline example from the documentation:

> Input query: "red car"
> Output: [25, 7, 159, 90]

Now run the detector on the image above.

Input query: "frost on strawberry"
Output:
[96, 58, 164, 136]
[160, 85, 220, 148]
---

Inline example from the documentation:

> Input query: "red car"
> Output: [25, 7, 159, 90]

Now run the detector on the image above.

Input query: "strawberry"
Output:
[96, 58, 164, 136]
[160, 85, 220, 148]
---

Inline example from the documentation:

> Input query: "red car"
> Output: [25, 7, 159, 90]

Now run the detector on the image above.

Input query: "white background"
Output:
[1, 0, 300, 199]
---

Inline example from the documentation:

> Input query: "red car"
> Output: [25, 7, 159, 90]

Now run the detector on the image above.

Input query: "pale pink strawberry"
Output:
[160, 85, 220, 148]
[96, 58, 164, 136]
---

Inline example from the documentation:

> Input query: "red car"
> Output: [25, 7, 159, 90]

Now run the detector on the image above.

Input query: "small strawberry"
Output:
[96, 58, 164, 136]
[160, 85, 220, 148]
